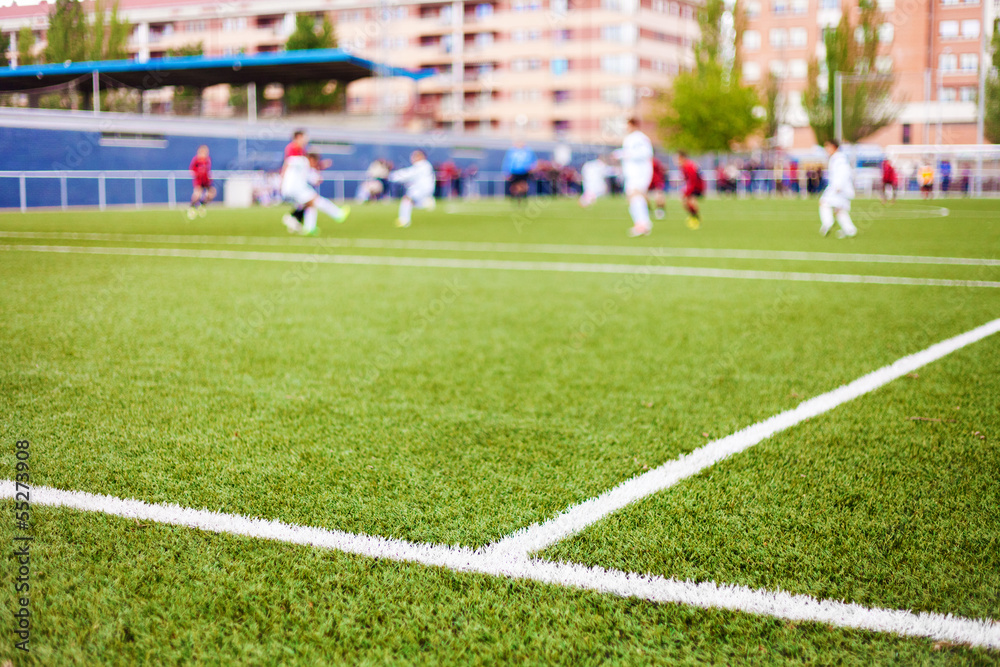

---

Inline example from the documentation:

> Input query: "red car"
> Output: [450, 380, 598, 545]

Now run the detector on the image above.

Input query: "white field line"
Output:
[1, 230, 997, 267]
[3, 244, 1000, 289]
[488, 316, 1000, 558]
[1, 480, 998, 650]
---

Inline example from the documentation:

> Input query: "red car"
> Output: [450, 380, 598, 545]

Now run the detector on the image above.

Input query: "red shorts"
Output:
[650, 173, 666, 190]
[683, 185, 703, 198]
[193, 175, 212, 189]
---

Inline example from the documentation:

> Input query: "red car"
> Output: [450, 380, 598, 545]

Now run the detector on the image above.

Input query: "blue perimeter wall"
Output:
[0, 125, 572, 208]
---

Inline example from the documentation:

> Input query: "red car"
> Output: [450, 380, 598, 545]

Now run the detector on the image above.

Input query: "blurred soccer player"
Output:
[284, 152, 333, 232]
[880, 158, 897, 202]
[388, 150, 436, 228]
[187, 145, 216, 219]
[678, 151, 704, 229]
[650, 157, 668, 220]
[502, 140, 537, 203]
[280, 130, 349, 236]
[578, 155, 609, 207]
[818, 139, 857, 239]
[614, 118, 653, 237]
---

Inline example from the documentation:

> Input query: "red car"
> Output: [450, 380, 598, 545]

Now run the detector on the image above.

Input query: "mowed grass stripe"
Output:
[3, 243, 1000, 289]
[2, 230, 998, 266]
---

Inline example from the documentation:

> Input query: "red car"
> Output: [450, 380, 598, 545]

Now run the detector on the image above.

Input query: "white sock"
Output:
[303, 206, 318, 232]
[819, 203, 834, 233]
[313, 197, 343, 220]
[836, 209, 857, 236]
[399, 198, 413, 224]
[628, 194, 651, 229]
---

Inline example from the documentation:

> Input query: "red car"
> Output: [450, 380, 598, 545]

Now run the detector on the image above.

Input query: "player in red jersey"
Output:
[649, 158, 668, 220]
[678, 151, 704, 230]
[187, 145, 216, 219]
[880, 158, 898, 202]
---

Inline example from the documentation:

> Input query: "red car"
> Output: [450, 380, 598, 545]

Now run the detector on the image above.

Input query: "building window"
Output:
[902, 124, 911, 144]
[554, 89, 571, 103]
[551, 58, 568, 75]
[772, 0, 789, 14]
[939, 53, 957, 71]
[878, 23, 893, 42]
[744, 30, 761, 51]
[743, 61, 761, 81]
[875, 55, 893, 72]
[475, 3, 494, 18]
[788, 59, 808, 78]
[792, 0, 808, 13]
[959, 86, 976, 101]
[820, 0, 839, 8]
[960, 19, 980, 38]
[602, 24, 638, 43]
[745, 1, 761, 16]
[940, 87, 957, 101]
[959, 53, 978, 71]
[601, 53, 637, 74]
[769, 59, 787, 78]
[770, 28, 788, 48]
[553, 29, 571, 41]
[878, 0, 894, 9]
[939, 20, 959, 38]
[789, 27, 807, 47]
[601, 85, 635, 106]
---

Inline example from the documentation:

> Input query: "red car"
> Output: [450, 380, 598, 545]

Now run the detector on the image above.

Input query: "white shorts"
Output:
[406, 185, 434, 206]
[623, 165, 652, 194]
[582, 178, 608, 199]
[281, 180, 318, 207]
[820, 191, 851, 211]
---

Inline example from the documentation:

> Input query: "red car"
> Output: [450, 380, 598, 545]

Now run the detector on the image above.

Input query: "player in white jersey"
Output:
[578, 156, 610, 207]
[388, 150, 436, 228]
[279, 130, 349, 236]
[818, 139, 857, 238]
[613, 118, 654, 237]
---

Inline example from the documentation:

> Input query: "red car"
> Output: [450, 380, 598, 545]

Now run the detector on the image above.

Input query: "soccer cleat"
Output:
[395, 218, 411, 228]
[185, 207, 197, 220]
[654, 209, 666, 220]
[302, 227, 320, 236]
[685, 216, 700, 230]
[282, 215, 302, 233]
[198, 207, 208, 218]
[425, 198, 437, 212]
[836, 230, 856, 239]
[627, 225, 651, 237]
[819, 226, 832, 237]
[334, 205, 351, 224]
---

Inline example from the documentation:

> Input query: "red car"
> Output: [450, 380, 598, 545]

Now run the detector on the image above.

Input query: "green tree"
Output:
[0, 32, 10, 67]
[803, 1, 897, 144]
[657, 0, 761, 152]
[17, 27, 37, 65]
[761, 71, 783, 142]
[985, 25, 1000, 143]
[44, 0, 87, 64]
[168, 42, 205, 114]
[88, 1, 131, 61]
[284, 13, 343, 112]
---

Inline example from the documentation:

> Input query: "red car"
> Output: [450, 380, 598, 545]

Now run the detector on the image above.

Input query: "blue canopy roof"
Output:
[0, 48, 432, 92]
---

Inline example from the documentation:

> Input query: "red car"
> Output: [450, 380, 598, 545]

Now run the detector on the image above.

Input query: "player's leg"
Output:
[818, 201, 835, 236]
[204, 186, 216, 205]
[396, 195, 414, 228]
[302, 205, 319, 235]
[683, 194, 700, 229]
[312, 195, 350, 224]
[626, 189, 652, 236]
[653, 191, 666, 219]
[834, 206, 857, 238]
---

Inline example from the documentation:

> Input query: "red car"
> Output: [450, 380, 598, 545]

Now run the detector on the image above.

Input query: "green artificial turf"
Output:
[1, 197, 998, 663]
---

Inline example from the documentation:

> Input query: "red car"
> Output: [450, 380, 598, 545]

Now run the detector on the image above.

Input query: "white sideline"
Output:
[3, 244, 1000, 289]
[1, 230, 998, 267]
[489, 316, 1000, 558]
[1, 480, 998, 650]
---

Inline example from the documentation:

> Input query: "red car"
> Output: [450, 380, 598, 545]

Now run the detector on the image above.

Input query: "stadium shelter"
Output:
[0, 48, 432, 122]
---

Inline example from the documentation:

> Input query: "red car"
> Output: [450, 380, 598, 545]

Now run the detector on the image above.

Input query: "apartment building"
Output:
[0, 0, 700, 142]
[741, 0, 996, 148]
